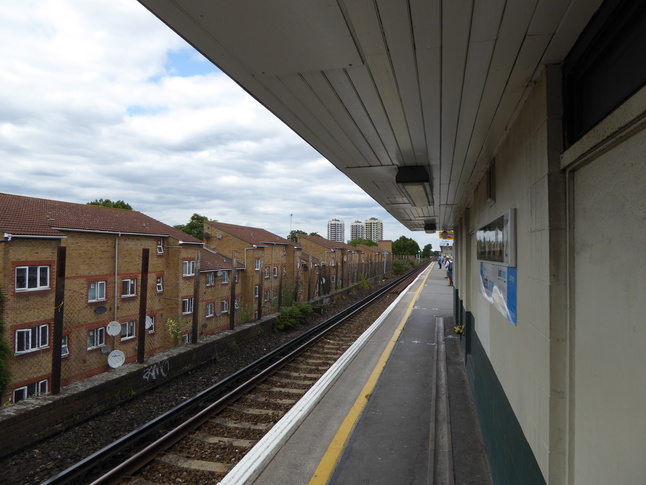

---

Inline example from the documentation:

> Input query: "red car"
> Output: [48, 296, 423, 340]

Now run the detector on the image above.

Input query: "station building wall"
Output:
[457, 65, 646, 485]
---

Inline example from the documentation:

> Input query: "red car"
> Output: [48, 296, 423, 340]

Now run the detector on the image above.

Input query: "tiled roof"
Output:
[298, 234, 357, 251]
[199, 248, 245, 271]
[0, 193, 202, 243]
[207, 221, 299, 248]
[357, 244, 383, 254]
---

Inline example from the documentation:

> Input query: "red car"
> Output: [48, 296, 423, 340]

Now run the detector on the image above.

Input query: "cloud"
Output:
[0, 0, 447, 250]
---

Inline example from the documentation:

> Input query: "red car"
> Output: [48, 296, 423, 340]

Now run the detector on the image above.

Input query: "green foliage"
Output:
[349, 238, 378, 247]
[392, 235, 421, 256]
[309, 232, 321, 237]
[392, 259, 406, 275]
[287, 229, 307, 242]
[358, 273, 371, 290]
[174, 213, 209, 240]
[281, 282, 298, 307]
[166, 317, 182, 347]
[237, 303, 255, 324]
[0, 286, 11, 397]
[274, 302, 313, 332]
[421, 243, 433, 258]
[87, 199, 133, 210]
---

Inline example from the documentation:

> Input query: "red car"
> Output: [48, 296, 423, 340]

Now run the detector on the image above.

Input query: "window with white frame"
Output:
[235, 298, 240, 310]
[206, 302, 215, 317]
[156, 238, 164, 255]
[221, 271, 229, 284]
[255, 259, 261, 271]
[121, 320, 136, 340]
[183, 260, 195, 276]
[15, 324, 49, 354]
[61, 335, 69, 357]
[147, 315, 155, 334]
[182, 297, 194, 314]
[264, 268, 270, 279]
[15, 265, 50, 292]
[205, 272, 215, 286]
[331, 275, 336, 284]
[121, 278, 136, 297]
[182, 333, 191, 345]
[264, 290, 270, 302]
[254, 285, 259, 298]
[88, 281, 106, 302]
[221, 299, 229, 313]
[273, 266, 278, 277]
[156, 276, 163, 293]
[13, 379, 48, 403]
[87, 327, 105, 350]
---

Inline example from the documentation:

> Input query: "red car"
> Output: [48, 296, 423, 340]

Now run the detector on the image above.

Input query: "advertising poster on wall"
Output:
[480, 262, 517, 325]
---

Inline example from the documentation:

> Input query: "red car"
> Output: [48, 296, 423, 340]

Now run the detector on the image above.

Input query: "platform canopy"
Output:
[139, 0, 602, 232]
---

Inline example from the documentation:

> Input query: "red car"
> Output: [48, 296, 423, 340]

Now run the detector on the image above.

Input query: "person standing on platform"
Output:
[446, 257, 453, 286]
[438, 256, 443, 269]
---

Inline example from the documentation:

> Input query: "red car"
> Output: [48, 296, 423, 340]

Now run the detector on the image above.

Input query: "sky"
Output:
[0, 0, 448, 251]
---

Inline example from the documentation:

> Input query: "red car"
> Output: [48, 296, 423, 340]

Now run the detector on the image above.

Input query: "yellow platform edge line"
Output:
[308, 264, 434, 484]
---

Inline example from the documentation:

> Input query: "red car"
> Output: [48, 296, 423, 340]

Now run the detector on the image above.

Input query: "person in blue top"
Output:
[438, 256, 443, 269]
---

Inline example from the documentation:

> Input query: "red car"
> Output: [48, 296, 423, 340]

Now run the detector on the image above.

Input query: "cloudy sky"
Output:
[0, 0, 447, 250]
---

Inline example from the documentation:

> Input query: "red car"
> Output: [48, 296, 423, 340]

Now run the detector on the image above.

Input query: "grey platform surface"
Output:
[227, 264, 491, 485]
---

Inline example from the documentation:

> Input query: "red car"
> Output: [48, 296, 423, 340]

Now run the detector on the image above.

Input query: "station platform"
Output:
[221, 263, 492, 485]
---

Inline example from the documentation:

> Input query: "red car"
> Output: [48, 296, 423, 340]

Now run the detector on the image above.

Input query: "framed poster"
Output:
[476, 209, 516, 266]
[480, 262, 517, 325]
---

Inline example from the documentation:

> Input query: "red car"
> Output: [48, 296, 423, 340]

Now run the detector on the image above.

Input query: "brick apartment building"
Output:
[202, 221, 307, 319]
[0, 194, 241, 404]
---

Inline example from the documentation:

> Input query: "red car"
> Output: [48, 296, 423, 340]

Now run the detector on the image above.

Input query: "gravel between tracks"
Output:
[2, 280, 395, 484]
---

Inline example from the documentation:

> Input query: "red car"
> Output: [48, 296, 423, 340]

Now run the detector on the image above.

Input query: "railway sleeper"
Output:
[209, 416, 273, 431]
[190, 431, 257, 448]
[155, 453, 231, 473]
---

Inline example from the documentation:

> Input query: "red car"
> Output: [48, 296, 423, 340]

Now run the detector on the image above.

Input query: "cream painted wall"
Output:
[570, 121, 646, 484]
[464, 69, 557, 477]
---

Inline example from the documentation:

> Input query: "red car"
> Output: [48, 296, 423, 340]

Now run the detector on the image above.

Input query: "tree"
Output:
[349, 238, 377, 247]
[392, 235, 420, 255]
[421, 243, 433, 258]
[309, 232, 322, 237]
[174, 213, 209, 240]
[287, 229, 307, 242]
[87, 199, 132, 210]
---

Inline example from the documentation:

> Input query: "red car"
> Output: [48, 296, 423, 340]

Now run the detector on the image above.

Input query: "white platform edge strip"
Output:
[221, 267, 430, 484]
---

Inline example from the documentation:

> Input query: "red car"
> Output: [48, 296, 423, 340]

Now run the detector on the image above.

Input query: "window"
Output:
[235, 298, 240, 310]
[156, 238, 164, 255]
[182, 297, 194, 314]
[147, 315, 155, 334]
[121, 320, 136, 340]
[183, 260, 195, 276]
[182, 333, 191, 345]
[15, 324, 49, 354]
[255, 259, 261, 271]
[221, 271, 229, 284]
[221, 299, 229, 313]
[13, 379, 48, 403]
[156, 276, 163, 293]
[88, 327, 105, 350]
[121, 278, 136, 297]
[235, 272, 239, 283]
[273, 266, 278, 277]
[264, 268, 270, 279]
[264, 290, 270, 302]
[206, 272, 215, 286]
[15, 265, 50, 291]
[61, 335, 69, 357]
[331, 275, 336, 284]
[88, 281, 106, 302]
[206, 302, 215, 317]
[254, 285, 259, 298]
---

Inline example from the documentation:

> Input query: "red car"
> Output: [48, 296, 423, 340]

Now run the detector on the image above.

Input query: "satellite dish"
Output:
[107, 350, 125, 368]
[216, 234, 222, 239]
[100, 345, 112, 354]
[145, 316, 154, 329]
[95, 305, 107, 315]
[106, 321, 121, 337]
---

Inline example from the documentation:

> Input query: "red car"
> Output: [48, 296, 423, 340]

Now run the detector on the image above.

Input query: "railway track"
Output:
[42, 263, 427, 485]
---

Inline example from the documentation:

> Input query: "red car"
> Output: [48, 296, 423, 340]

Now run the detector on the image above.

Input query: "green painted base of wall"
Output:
[457, 295, 545, 485]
